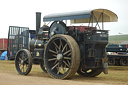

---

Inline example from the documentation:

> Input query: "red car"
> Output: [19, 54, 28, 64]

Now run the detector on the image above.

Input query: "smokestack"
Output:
[36, 12, 41, 34]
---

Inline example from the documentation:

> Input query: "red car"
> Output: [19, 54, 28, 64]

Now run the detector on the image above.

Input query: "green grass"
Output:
[109, 66, 128, 70]
[109, 34, 128, 44]
[100, 66, 128, 83]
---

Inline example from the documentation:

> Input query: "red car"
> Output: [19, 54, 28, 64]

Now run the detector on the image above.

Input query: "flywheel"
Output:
[49, 21, 67, 37]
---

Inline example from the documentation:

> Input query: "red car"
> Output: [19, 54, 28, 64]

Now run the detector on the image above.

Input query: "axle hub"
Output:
[57, 53, 63, 61]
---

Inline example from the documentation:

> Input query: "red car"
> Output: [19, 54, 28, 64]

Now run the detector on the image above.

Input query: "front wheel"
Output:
[15, 49, 32, 75]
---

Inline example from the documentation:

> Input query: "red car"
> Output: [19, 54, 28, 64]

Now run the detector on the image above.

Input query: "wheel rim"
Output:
[44, 35, 80, 79]
[108, 58, 115, 65]
[120, 58, 128, 66]
[122, 60, 127, 65]
[40, 63, 47, 73]
[15, 49, 32, 75]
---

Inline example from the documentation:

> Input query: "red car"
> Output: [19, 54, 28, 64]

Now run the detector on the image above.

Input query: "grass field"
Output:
[0, 61, 128, 85]
[109, 34, 128, 44]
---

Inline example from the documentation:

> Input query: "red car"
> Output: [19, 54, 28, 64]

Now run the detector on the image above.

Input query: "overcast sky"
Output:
[0, 0, 128, 38]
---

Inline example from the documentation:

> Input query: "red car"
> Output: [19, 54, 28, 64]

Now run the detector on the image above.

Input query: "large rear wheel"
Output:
[44, 35, 80, 79]
[15, 49, 32, 75]
[77, 64, 103, 77]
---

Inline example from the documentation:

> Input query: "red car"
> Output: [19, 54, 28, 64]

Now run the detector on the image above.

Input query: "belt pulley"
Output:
[49, 21, 67, 37]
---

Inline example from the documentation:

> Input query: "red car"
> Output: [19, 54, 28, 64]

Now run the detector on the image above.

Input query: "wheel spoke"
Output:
[24, 58, 28, 61]
[67, 60, 70, 66]
[49, 49, 57, 54]
[59, 39, 63, 49]
[63, 50, 71, 55]
[21, 64, 24, 72]
[53, 42, 59, 49]
[60, 39, 63, 48]
[53, 54, 57, 57]
[51, 63, 59, 70]
[55, 46, 58, 54]
[63, 61, 70, 68]
[21, 52, 25, 59]
[48, 58, 57, 62]
[54, 60, 58, 64]
[67, 53, 71, 56]
[62, 44, 67, 52]
[64, 57, 71, 60]
[19, 57, 22, 61]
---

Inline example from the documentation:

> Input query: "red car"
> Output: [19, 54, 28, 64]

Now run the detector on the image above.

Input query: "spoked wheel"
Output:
[44, 35, 80, 79]
[40, 63, 47, 73]
[77, 65, 103, 77]
[15, 49, 32, 75]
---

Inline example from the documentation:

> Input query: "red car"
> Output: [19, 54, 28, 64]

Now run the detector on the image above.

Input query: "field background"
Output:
[109, 34, 128, 44]
[0, 61, 128, 85]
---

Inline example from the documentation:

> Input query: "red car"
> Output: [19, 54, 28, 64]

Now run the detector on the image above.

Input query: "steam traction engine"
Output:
[15, 9, 118, 79]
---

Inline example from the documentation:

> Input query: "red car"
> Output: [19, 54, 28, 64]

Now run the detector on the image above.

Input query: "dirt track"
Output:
[0, 61, 127, 85]
[0, 71, 118, 85]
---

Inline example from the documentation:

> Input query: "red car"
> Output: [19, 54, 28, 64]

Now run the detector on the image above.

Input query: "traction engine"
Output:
[15, 9, 118, 79]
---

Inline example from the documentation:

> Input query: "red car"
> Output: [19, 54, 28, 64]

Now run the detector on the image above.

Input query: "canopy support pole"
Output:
[92, 11, 93, 27]
[102, 12, 104, 30]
